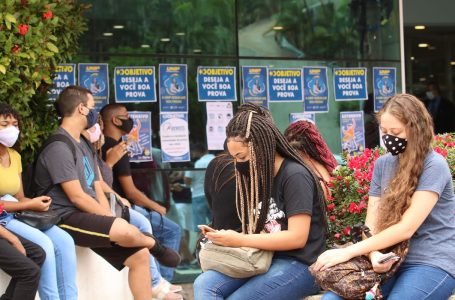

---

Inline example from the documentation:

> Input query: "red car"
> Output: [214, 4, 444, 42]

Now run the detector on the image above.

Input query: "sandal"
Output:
[152, 279, 183, 300]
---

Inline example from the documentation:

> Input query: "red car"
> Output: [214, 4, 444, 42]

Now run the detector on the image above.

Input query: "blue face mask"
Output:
[84, 107, 99, 129]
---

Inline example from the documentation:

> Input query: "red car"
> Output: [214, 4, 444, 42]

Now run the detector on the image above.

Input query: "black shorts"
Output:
[59, 211, 144, 270]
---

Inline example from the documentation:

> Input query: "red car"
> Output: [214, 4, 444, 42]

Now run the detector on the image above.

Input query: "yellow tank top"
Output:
[0, 148, 22, 196]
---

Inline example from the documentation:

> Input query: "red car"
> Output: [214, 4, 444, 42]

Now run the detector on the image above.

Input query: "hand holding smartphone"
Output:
[378, 254, 400, 264]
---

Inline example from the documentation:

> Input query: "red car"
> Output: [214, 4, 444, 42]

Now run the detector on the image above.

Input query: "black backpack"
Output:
[22, 134, 77, 198]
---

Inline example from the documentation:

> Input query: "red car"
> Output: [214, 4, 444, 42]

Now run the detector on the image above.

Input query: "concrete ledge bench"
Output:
[0, 246, 133, 300]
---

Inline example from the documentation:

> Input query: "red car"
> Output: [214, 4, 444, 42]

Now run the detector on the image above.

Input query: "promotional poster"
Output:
[78, 63, 109, 109]
[303, 67, 329, 112]
[340, 111, 365, 154]
[242, 66, 268, 108]
[197, 66, 237, 101]
[206, 102, 233, 150]
[159, 64, 188, 112]
[267, 68, 303, 102]
[160, 113, 190, 162]
[123, 111, 153, 162]
[333, 67, 368, 101]
[49, 64, 76, 101]
[373, 67, 396, 112]
[114, 66, 157, 103]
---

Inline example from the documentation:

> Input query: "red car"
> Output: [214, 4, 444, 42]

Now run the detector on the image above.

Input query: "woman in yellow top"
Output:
[0, 103, 77, 300]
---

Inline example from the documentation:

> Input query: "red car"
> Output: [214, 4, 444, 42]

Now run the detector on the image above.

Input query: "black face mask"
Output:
[235, 160, 250, 176]
[116, 117, 134, 134]
[382, 134, 407, 156]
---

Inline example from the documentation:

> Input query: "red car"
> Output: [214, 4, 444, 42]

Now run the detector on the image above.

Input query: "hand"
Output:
[206, 230, 244, 247]
[26, 196, 52, 211]
[312, 248, 355, 271]
[106, 142, 128, 167]
[120, 197, 131, 208]
[153, 204, 167, 216]
[370, 251, 400, 273]
[171, 183, 182, 192]
[10, 237, 26, 256]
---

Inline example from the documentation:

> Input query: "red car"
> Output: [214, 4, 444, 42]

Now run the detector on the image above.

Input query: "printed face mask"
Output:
[116, 117, 134, 134]
[87, 123, 102, 143]
[382, 134, 407, 156]
[84, 107, 99, 129]
[235, 160, 250, 176]
[0, 126, 20, 148]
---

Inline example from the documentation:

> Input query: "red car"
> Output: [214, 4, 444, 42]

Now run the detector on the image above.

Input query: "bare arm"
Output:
[118, 175, 166, 214]
[1, 175, 52, 212]
[0, 226, 26, 255]
[313, 190, 438, 271]
[206, 214, 311, 251]
[60, 180, 112, 216]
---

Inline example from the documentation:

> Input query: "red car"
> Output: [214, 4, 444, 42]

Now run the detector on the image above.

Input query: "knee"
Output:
[125, 248, 150, 268]
[193, 273, 210, 293]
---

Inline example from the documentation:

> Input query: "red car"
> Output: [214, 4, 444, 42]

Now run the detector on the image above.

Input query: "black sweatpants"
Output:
[0, 235, 46, 300]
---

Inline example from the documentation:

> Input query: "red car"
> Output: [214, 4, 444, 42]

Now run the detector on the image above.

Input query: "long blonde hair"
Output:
[376, 94, 434, 231]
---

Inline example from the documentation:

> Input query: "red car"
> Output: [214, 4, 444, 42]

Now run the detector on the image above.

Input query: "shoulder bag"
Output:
[15, 210, 61, 231]
[309, 225, 409, 299]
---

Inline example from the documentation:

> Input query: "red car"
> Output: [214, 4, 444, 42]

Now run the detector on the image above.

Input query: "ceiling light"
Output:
[160, 38, 170, 42]
[410, 56, 415, 60]
[428, 46, 436, 50]
[419, 77, 426, 82]
[418, 43, 428, 48]
[414, 25, 425, 30]
[193, 49, 202, 53]
[451, 61, 455, 66]
[175, 32, 185, 36]
[141, 44, 150, 48]
[273, 26, 284, 30]
[103, 32, 113, 37]
[113, 25, 124, 29]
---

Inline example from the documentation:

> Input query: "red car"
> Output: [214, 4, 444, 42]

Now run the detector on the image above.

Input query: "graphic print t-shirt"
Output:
[35, 128, 99, 217]
[267, 159, 326, 265]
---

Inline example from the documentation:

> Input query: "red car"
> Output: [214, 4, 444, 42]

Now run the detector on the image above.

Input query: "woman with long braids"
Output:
[313, 94, 455, 299]
[194, 103, 327, 300]
[284, 120, 338, 198]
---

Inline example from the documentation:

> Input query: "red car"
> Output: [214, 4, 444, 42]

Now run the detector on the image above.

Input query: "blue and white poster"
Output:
[49, 64, 76, 101]
[114, 67, 156, 103]
[289, 112, 316, 124]
[160, 113, 190, 162]
[303, 67, 329, 112]
[340, 111, 365, 154]
[159, 64, 188, 113]
[373, 67, 396, 112]
[242, 66, 268, 108]
[123, 111, 152, 162]
[333, 68, 368, 101]
[197, 66, 237, 101]
[267, 68, 303, 102]
[78, 63, 109, 110]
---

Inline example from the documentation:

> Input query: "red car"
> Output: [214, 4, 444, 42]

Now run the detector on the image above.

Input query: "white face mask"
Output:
[426, 91, 435, 100]
[87, 123, 102, 143]
[0, 126, 20, 148]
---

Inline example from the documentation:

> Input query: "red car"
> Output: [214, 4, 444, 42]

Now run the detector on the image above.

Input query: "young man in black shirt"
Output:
[100, 103, 181, 281]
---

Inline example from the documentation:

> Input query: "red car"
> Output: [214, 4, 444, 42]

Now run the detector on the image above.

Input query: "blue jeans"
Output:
[128, 208, 162, 287]
[192, 195, 211, 232]
[133, 205, 181, 280]
[194, 256, 320, 300]
[321, 263, 455, 300]
[6, 219, 77, 300]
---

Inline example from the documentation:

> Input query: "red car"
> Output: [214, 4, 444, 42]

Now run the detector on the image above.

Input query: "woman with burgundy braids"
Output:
[284, 120, 338, 198]
[194, 103, 327, 300]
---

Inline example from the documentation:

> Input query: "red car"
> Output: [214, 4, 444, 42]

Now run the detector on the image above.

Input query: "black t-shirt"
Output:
[101, 136, 130, 197]
[269, 159, 326, 265]
[204, 155, 242, 231]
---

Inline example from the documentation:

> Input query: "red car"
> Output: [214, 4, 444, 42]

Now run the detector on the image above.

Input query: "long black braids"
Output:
[226, 103, 328, 234]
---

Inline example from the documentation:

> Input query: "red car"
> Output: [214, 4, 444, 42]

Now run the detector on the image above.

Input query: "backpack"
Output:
[22, 134, 79, 198]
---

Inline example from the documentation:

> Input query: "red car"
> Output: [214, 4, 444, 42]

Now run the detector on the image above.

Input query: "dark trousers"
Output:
[0, 235, 46, 300]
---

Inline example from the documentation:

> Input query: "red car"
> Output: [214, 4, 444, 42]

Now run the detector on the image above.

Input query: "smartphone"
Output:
[378, 254, 400, 264]
[198, 224, 217, 233]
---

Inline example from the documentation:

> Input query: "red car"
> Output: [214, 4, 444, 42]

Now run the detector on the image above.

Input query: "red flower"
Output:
[434, 147, 448, 157]
[11, 44, 20, 53]
[43, 10, 53, 20]
[327, 203, 335, 212]
[334, 233, 341, 240]
[329, 215, 336, 222]
[348, 202, 361, 214]
[343, 226, 351, 236]
[358, 200, 367, 211]
[18, 24, 29, 36]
